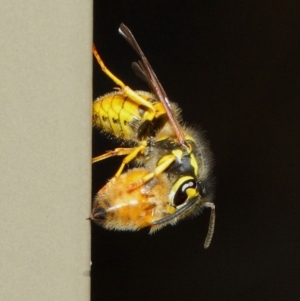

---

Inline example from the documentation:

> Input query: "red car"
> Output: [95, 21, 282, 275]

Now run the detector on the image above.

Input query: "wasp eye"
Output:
[173, 179, 197, 207]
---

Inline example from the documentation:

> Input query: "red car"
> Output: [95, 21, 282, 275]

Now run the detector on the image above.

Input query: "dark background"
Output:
[92, 1, 300, 300]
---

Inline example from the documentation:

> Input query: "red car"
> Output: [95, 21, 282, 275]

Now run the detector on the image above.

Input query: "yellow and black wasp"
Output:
[90, 24, 215, 248]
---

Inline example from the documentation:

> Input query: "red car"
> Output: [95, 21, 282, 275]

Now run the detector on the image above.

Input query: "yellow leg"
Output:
[114, 145, 146, 178]
[92, 144, 146, 178]
[126, 155, 176, 191]
[92, 148, 136, 163]
[93, 44, 154, 111]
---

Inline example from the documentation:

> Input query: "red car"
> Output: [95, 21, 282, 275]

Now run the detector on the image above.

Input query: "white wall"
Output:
[0, 1, 92, 300]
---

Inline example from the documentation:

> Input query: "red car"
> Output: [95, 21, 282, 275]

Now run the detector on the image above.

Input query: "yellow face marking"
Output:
[186, 187, 198, 199]
[190, 154, 198, 176]
[172, 149, 183, 161]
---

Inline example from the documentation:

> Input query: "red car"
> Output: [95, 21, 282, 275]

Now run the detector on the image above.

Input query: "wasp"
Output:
[91, 24, 215, 248]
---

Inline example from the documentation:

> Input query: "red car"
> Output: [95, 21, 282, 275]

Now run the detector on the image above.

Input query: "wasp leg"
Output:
[126, 154, 176, 191]
[92, 148, 136, 163]
[93, 144, 147, 178]
[93, 44, 154, 110]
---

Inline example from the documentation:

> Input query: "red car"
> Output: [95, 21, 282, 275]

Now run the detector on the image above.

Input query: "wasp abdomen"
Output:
[93, 91, 161, 140]
[91, 169, 171, 230]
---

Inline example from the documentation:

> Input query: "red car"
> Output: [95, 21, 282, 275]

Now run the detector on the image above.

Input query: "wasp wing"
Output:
[131, 61, 149, 84]
[119, 23, 186, 145]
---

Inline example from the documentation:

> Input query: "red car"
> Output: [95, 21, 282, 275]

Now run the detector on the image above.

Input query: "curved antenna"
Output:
[118, 23, 186, 146]
[203, 202, 215, 249]
[152, 199, 216, 249]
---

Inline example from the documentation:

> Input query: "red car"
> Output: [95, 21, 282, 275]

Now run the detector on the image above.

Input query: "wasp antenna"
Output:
[203, 202, 216, 249]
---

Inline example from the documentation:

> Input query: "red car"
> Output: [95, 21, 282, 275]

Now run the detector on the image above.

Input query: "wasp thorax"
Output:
[92, 169, 174, 231]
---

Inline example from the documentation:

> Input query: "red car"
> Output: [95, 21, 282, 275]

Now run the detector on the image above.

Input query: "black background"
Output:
[92, 1, 300, 300]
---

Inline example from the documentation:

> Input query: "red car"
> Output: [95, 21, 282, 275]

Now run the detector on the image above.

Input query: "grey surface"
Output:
[0, 1, 92, 300]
